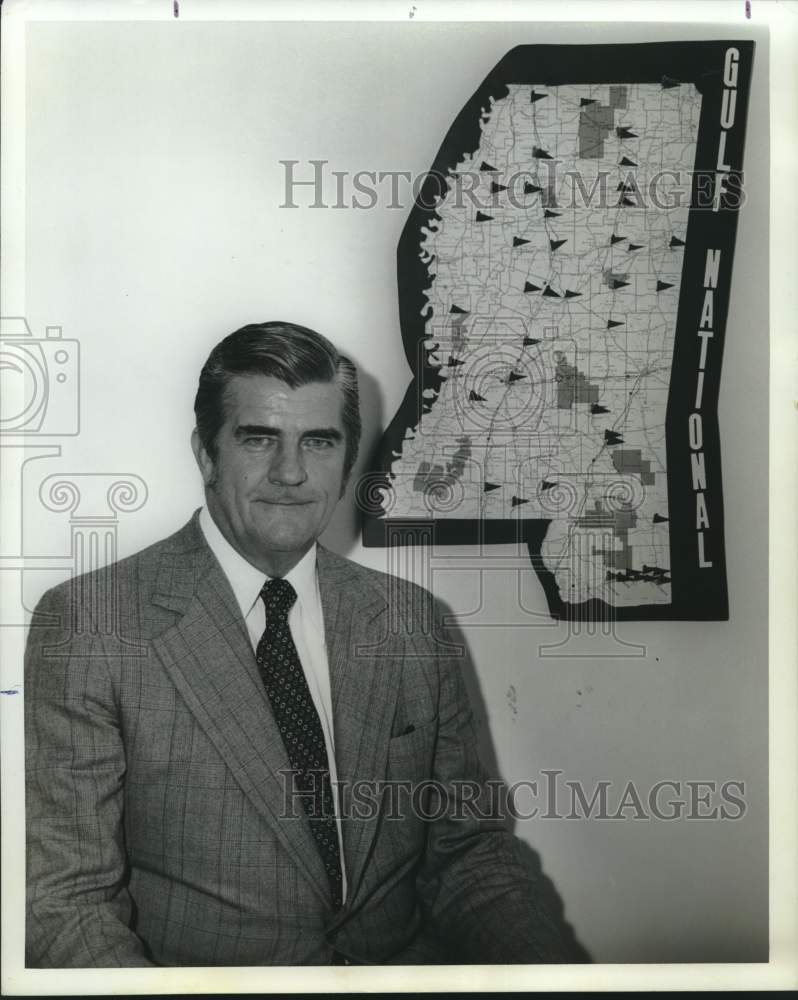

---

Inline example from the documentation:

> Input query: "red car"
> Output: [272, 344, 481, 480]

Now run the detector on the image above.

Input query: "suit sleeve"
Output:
[413, 600, 587, 964]
[25, 584, 156, 967]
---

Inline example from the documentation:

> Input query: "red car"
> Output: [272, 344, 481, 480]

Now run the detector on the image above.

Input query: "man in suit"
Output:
[25, 321, 582, 967]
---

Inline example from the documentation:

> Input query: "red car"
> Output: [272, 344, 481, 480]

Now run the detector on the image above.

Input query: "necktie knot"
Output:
[260, 578, 297, 622]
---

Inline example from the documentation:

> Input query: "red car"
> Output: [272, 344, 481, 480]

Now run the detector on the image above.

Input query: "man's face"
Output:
[192, 374, 348, 576]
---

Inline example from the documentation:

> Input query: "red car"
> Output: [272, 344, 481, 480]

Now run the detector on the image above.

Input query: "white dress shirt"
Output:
[199, 506, 347, 901]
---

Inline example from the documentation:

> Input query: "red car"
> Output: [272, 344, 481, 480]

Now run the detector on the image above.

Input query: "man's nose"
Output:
[267, 444, 308, 486]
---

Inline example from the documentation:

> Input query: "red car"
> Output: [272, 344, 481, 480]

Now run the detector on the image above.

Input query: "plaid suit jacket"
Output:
[25, 512, 578, 967]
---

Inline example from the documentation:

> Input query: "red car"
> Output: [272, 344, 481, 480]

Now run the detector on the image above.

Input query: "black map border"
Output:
[361, 41, 754, 621]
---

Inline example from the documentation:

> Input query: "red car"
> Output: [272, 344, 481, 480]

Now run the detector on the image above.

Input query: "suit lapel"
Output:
[316, 546, 398, 908]
[149, 515, 332, 906]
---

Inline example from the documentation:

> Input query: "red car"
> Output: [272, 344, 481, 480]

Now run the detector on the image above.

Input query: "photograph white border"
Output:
[1, 0, 795, 993]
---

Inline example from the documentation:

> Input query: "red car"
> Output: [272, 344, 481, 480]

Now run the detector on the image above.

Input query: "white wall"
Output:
[19, 19, 768, 962]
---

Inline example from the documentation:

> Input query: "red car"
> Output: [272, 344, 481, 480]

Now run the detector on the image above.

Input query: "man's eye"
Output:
[304, 437, 334, 450]
[243, 437, 273, 448]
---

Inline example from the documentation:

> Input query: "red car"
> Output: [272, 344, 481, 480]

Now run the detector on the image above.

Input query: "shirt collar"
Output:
[198, 505, 321, 628]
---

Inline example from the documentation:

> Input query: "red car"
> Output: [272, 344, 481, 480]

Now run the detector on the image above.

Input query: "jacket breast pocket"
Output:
[386, 715, 438, 781]
[378, 716, 442, 855]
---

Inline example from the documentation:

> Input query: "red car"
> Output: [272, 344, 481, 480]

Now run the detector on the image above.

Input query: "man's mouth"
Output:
[256, 499, 314, 506]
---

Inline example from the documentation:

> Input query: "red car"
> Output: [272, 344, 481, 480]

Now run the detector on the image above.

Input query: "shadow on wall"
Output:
[445, 610, 592, 965]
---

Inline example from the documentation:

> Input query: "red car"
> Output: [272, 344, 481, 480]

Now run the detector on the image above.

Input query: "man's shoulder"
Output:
[317, 545, 444, 616]
[34, 512, 203, 612]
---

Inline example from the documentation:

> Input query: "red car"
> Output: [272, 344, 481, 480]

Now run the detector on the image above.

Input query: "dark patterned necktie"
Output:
[256, 578, 343, 910]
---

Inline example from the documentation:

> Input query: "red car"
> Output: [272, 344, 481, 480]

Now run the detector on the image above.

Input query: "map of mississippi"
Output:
[363, 43, 753, 621]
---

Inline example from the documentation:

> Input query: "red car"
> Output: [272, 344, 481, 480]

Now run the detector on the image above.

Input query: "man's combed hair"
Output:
[194, 321, 361, 480]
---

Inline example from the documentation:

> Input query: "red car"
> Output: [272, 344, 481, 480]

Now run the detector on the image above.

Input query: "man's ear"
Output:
[339, 462, 354, 500]
[191, 428, 216, 488]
